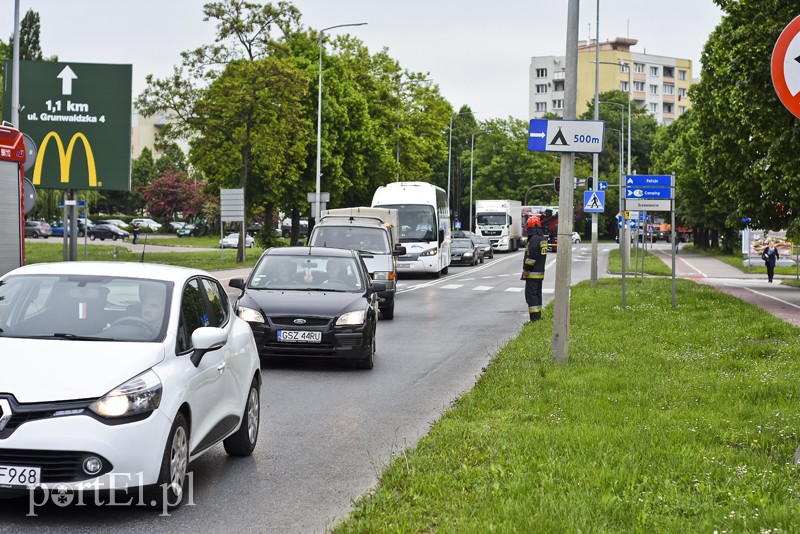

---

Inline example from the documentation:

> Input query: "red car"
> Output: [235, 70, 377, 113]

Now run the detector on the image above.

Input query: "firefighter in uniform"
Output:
[521, 215, 547, 321]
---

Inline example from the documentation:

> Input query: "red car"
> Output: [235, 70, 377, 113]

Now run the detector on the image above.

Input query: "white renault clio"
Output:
[0, 262, 261, 509]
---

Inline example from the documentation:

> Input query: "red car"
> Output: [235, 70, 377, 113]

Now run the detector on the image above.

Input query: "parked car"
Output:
[168, 221, 186, 231]
[131, 218, 162, 231]
[88, 223, 130, 241]
[177, 224, 202, 238]
[472, 235, 494, 260]
[450, 237, 481, 266]
[0, 262, 261, 509]
[572, 232, 581, 244]
[24, 221, 52, 238]
[278, 219, 308, 238]
[50, 221, 86, 238]
[229, 246, 384, 369]
[220, 232, 255, 249]
[95, 219, 129, 229]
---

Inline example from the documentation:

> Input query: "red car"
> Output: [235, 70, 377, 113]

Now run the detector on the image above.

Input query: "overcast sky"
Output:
[1, 0, 724, 120]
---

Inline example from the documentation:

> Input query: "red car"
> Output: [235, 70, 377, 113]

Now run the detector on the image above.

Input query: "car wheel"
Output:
[282, 230, 290, 238]
[145, 412, 189, 510]
[382, 303, 394, 320]
[112, 234, 118, 241]
[32, 231, 39, 238]
[355, 329, 375, 369]
[442, 266, 449, 275]
[248, 242, 254, 248]
[89, 235, 96, 241]
[224, 377, 260, 456]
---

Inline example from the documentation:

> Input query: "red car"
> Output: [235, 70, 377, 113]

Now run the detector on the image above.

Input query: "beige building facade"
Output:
[529, 38, 693, 125]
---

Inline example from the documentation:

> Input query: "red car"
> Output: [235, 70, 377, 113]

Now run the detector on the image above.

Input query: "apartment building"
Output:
[529, 38, 692, 125]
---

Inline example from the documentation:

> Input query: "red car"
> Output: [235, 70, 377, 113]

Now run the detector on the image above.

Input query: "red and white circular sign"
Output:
[772, 14, 800, 118]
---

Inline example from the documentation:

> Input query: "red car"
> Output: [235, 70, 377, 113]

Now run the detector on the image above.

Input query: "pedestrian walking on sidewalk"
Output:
[762, 241, 779, 283]
[521, 216, 547, 321]
[132, 222, 141, 245]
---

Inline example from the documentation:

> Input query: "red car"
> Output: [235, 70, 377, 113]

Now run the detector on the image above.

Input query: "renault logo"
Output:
[0, 399, 12, 432]
[32, 131, 98, 187]
[293, 318, 307, 325]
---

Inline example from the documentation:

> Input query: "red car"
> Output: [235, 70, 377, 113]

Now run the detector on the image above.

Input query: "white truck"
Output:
[474, 200, 522, 252]
[308, 207, 404, 320]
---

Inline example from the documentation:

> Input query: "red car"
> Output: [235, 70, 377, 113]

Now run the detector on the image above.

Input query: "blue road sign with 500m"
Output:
[528, 119, 605, 154]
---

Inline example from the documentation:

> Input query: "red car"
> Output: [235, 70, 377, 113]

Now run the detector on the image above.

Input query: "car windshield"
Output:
[452, 239, 473, 248]
[249, 255, 363, 292]
[311, 227, 390, 254]
[0, 275, 172, 342]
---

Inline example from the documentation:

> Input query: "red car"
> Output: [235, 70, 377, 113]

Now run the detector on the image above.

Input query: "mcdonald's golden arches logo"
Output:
[33, 131, 98, 187]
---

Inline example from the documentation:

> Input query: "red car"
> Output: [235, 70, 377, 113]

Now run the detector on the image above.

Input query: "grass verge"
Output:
[607, 246, 673, 276]
[24, 242, 262, 271]
[335, 277, 800, 532]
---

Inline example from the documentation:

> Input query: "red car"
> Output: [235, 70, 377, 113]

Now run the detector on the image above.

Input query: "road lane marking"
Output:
[473, 286, 493, 291]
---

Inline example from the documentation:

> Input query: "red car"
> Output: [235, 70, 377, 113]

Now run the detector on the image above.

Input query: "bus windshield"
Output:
[375, 204, 436, 243]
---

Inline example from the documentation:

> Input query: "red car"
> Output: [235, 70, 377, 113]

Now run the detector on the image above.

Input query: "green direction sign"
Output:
[2, 60, 132, 191]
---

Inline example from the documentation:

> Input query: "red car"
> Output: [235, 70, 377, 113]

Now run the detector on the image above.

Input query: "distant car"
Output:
[95, 219, 129, 229]
[24, 221, 52, 238]
[0, 262, 261, 509]
[571, 232, 581, 244]
[450, 237, 481, 266]
[228, 246, 384, 369]
[131, 218, 162, 231]
[472, 235, 494, 260]
[451, 230, 478, 239]
[177, 224, 202, 238]
[168, 221, 186, 231]
[220, 233, 255, 249]
[50, 221, 86, 238]
[280, 220, 308, 238]
[88, 223, 130, 241]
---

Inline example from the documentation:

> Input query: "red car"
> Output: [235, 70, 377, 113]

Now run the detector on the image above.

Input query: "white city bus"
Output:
[371, 181, 451, 278]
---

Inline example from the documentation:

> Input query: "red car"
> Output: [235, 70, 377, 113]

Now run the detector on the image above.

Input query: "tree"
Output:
[690, 1, 800, 238]
[137, 0, 304, 262]
[143, 167, 207, 221]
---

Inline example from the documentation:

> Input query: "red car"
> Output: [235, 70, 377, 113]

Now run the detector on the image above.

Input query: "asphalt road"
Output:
[0, 243, 607, 532]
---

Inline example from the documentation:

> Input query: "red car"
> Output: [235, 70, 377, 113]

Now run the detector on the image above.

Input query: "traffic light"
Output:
[587, 177, 593, 191]
[553, 176, 560, 192]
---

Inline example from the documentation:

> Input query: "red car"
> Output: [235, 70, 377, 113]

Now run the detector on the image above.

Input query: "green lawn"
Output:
[334, 277, 800, 532]
[24, 241, 263, 271]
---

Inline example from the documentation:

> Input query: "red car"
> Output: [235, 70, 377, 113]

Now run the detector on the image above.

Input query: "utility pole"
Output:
[553, 0, 579, 364]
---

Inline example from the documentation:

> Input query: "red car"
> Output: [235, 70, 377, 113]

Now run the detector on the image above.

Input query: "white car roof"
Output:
[2, 261, 212, 283]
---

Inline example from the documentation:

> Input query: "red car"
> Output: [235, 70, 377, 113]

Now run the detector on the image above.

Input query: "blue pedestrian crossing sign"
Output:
[583, 191, 605, 213]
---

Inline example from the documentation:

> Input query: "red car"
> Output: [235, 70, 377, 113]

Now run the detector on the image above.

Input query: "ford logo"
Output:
[293, 318, 307, 325]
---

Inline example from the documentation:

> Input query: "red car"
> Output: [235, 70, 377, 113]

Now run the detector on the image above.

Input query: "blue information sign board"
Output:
[625, 175, 672, 187]
[626, 187, 673, 199]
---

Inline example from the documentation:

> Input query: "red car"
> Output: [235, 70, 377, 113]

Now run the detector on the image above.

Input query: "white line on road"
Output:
[736, 286, 800, 310]
[473, 286, 493, 291]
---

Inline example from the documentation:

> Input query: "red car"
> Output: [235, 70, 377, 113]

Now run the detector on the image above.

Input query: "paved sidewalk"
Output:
[648, 247, 800, 328]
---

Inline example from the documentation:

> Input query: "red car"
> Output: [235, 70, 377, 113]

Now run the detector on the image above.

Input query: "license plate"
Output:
[397, 263, 411, 268]
[0, 465, 41, 488]
[277, 330, 321, 343]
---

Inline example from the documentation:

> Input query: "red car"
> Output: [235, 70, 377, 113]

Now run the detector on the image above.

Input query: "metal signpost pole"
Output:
[671, 174, 677, 307]
[590, 0, 600, 286]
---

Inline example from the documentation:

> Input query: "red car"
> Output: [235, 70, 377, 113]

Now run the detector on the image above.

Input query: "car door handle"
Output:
[216, 362, 226, 374]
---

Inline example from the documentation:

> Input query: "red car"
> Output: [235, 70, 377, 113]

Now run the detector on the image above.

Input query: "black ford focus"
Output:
[229, 247, 384, 369]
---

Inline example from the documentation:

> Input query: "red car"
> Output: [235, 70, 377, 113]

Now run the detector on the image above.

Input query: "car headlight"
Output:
[420, 247, 438, 257]
[371, 271, 393, 281]
[464, 251, 473, 257]
[237, 305, 265, 323]
[499, 237, 509, 244]
[336, 309, 366, 326]
[89, 370, 162, 418]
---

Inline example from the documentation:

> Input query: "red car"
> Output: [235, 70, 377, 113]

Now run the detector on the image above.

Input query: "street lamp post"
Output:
[447, 110, 476, 225]
[469, 131, 484, 232]
[599, 100, 625, 253]
[315, 22, 367, 220]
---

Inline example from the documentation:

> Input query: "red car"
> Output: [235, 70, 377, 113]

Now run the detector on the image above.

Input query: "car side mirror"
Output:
[393, 245, 406, 256]
[189, 326, 228, 367]
[228, 278, 246, 291]
[369, 281, 387, 294]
